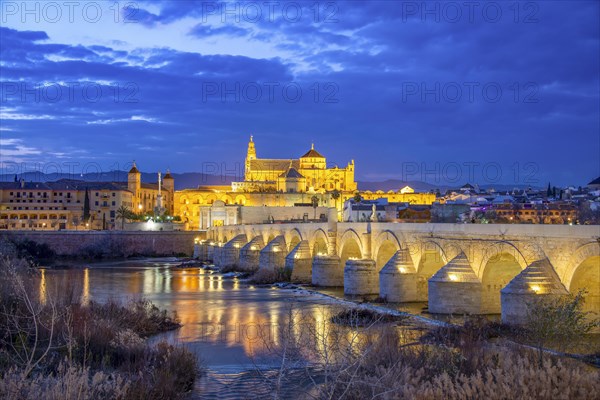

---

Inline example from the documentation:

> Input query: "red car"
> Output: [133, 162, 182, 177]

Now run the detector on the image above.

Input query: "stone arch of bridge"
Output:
[477, 240, 529, 278]
[415, 240, 448, 301]
[373, 230, 402, 271]
[565, 243, 600, 315]
[286, 228, 303, 252]
[309, 228, 329, 256]
[338, 229, 364, 265]
[480, 248, 524, 314]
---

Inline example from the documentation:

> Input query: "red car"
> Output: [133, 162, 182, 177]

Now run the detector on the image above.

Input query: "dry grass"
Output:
[0, 240, 201, 399]
[255, 304, 600, 400]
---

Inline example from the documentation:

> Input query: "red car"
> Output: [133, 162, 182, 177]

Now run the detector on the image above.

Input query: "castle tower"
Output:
[245, 135, 257, 179]
[127, 161, 141, 208]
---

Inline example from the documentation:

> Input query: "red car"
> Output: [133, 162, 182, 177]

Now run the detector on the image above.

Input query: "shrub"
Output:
[248, 267, 291, 284]
[525, 291, 600, 361]
[330, 308, 404, 327]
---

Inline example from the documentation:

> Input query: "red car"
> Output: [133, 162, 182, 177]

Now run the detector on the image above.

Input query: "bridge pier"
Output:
[344, 259, 378, 295]
[285, 240, 312, 283]
[238, 236, 265, 271]
[379, 249, 418, 302]
[193, 241, 209, 260]
[212, 244, 224, 266]
[219, 234, 248, 269]
[501, 259, 569, 325]
[428, 253, 482, 315]
[259, 236, 287, 271]
[312, 255, 343, 286]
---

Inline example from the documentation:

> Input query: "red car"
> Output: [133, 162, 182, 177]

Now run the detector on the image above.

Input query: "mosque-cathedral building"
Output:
[174, 136, 435, 230]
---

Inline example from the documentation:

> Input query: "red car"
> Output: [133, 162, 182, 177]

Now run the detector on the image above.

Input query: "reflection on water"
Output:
[39, 259, 367, 399]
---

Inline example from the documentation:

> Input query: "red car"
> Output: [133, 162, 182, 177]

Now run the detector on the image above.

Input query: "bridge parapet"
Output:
[206, 222, 600, 319]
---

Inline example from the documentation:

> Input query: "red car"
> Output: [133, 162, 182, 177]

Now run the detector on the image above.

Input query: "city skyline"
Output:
[1, 1, 599, 186]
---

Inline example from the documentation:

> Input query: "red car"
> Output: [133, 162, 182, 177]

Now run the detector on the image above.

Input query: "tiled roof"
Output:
[300, 148, 324, 158]
[141, 182, 159, 190]
[588, 177, 600, 185]
[249, 159, 299, 171]
[279, 168, 304, 179]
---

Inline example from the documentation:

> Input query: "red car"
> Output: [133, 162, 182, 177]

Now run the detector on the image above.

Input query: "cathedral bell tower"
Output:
[245, 135, 256, 180]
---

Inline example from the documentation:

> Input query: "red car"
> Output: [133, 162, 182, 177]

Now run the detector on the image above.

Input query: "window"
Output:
[110, 211, 115, 218]
[112, 193, 115, 197]
[95, 201, 99, 206]
[112, 201, 115, 206]
[95, 192, 99, 197]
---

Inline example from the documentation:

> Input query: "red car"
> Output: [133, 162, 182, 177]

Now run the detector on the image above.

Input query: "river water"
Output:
[39, 258, 377, 399]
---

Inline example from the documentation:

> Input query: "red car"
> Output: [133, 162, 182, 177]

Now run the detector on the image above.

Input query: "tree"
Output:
[353, 193, 362, 222]
[72, 215, 80, 231]
[577, 201, 600, 224]
[116, 205, 132, 230]
[525, 291, 599, 366]
[331, 190, 341, 221]
[311, 195, 319, 220]
[83, 188, 90, 225]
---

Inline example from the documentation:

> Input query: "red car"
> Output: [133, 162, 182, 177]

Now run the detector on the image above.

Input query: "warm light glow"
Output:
[530, 285, 541, 293]
[399, 267, 406, 273]
[81, 268, 90, 305]
[448, 274, 458, 281]
[138, 204, 143, 210]
[251, 245, 258, 251]
[194, 238, 200, 244]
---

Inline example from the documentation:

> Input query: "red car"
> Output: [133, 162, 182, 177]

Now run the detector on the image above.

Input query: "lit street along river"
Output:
[38, 258, 366, 399]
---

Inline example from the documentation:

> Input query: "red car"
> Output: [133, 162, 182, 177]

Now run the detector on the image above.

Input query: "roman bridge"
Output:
[197, 219, 600, 323]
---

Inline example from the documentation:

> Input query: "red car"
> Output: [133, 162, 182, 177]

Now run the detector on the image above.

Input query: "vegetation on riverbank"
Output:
[0, 239, 200, 399]
[248, 267, 291, 284]
[253, 294, 599, 399]
[0, 234, 190, 262]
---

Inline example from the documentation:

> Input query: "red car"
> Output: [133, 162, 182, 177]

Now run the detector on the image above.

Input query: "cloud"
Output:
[188, 24, 250, 38]
[0, 0, 598, 185]
[87, 115, 162, 125]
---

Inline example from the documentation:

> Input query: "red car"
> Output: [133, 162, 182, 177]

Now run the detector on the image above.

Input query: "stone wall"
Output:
[2, 231, 204, 257]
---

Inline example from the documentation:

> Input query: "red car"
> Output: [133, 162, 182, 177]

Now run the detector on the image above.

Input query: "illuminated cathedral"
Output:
[231, 136, 357, 193]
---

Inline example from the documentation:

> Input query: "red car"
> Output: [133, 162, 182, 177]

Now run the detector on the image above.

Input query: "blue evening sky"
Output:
[0, 1, 598, 186]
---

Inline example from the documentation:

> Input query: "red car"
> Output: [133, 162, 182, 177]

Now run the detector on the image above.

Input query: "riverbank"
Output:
[1, 230, 203, 259]
[0, 239, 203, 400]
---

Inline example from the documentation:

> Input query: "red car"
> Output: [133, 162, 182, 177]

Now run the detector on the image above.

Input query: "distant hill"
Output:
[0, 171, 543, 192]
[0, 171, 239, 191]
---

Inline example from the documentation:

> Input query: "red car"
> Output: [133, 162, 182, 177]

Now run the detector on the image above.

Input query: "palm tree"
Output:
[311, 195, 319, 220]
[331, 189, 341, 221]
[116, 205, 132, 230]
